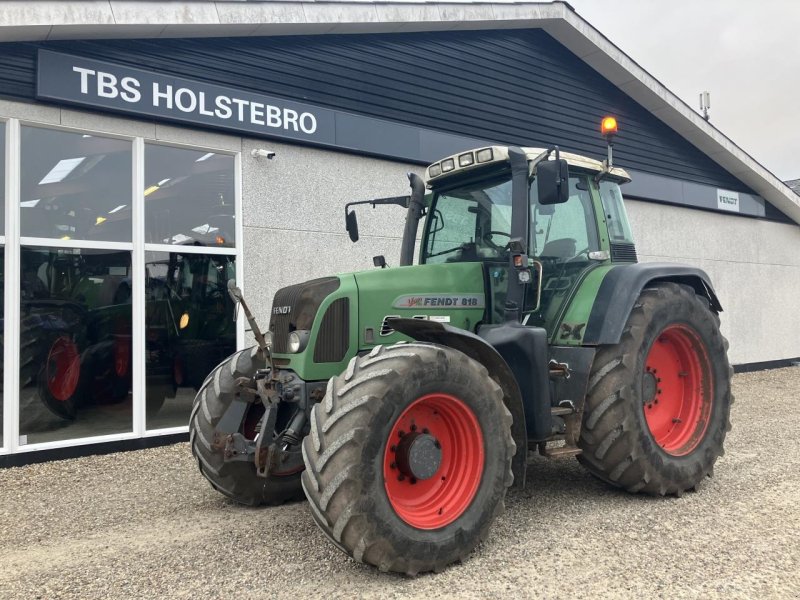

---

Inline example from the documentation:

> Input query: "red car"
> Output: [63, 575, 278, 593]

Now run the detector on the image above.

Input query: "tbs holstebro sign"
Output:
[36, 49, 336, 144]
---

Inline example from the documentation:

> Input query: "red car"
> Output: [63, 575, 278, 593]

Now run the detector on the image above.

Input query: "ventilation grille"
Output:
[380, 315, 401, 336]
[380, 315, 428, 337]
[610, 242, 638, 263]
[313, 298, 349, 363]
[268, 277, 339, 353]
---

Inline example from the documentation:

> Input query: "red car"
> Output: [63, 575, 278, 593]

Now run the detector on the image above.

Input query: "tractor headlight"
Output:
[458, 152, 474, 167]
[428, 163, 442, 177]
[441, 158, 455, 173]
[287, 330, 310, 353]
[264, 331, 272, 350]
[476, 148, 494, 163]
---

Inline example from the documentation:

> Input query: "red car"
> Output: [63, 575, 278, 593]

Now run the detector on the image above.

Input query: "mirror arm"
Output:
[344, 195, 409, 216]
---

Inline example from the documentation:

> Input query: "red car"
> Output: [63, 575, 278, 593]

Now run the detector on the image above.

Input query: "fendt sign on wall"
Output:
[36, 49, 337, 144]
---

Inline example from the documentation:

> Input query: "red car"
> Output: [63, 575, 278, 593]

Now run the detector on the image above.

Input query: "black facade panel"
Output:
[0, 30, 751, 191]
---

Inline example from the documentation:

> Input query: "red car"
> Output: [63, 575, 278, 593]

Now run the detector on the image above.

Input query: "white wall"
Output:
[240, 138, 422, 332]
[626, 199, 800, 365]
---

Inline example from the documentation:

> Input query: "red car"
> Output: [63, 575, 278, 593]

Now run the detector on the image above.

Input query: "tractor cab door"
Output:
[484, 171, 600, 334]
[421, 170, 600, 337]
[522, 172, 600, 336]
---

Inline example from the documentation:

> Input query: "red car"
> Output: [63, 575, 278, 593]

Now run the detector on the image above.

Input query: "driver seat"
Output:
[540, 238, 576, 259]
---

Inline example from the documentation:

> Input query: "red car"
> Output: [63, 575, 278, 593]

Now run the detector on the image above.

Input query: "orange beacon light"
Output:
[600, 116, 618, 167]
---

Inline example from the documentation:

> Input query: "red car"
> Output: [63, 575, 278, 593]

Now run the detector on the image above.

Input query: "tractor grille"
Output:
[268, 277, 339, 353]
[313, 298, 350, 363]
[610, 242, 638, 263]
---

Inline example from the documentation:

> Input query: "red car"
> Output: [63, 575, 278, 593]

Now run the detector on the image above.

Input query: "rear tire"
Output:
[190, 346, 304, 506]
[302, 343, 515, 575]
[578, 282, 733, 495]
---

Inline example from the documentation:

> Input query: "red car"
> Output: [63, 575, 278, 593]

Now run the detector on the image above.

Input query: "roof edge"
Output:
[1, 0, 797, 224]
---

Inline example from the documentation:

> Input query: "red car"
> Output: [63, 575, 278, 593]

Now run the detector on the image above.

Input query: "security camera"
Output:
[251, 149, 276, 159]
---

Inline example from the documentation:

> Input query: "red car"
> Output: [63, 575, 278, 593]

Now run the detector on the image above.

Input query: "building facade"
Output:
[1, 1, 798, 462]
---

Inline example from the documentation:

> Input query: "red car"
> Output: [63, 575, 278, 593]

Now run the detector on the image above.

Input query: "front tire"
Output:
[190, 346, 304, 506]
[578, 282, 733, 495]
[302, 343, 515, 575]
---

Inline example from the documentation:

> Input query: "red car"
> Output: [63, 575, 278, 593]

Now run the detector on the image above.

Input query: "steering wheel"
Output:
[483, 230, 511, 250]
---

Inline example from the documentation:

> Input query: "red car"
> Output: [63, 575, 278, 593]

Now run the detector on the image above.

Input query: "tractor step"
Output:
[542, 445, 582, 458]
[550, 406, 574, 416]
[530, 441, 583, 460]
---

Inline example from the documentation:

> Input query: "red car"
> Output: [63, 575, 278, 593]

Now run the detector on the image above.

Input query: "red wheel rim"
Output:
[46, 337, 81, 401]
[643, 324, 713, 456]
[114, 336, 131, 377]
[383, 393, 484, 530]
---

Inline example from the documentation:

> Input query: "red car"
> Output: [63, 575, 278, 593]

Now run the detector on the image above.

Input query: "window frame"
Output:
[1, 118, 244, 456]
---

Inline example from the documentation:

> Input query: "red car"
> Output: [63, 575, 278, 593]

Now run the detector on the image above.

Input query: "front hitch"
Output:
[217, 281, 289, 476]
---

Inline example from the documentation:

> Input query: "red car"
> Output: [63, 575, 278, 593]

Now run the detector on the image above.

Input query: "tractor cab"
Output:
[420, 146, 634, 336]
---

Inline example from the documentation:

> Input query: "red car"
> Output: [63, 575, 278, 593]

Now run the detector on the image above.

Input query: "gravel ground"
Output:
[1, 367, 799, 599]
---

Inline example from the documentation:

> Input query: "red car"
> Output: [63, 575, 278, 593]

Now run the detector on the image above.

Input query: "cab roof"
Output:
[424, 145, 631, 187]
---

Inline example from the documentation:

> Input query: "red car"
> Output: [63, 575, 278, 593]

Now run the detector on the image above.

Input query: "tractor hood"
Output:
[353, 262, 486, 345]
[267, 262, 487, 382]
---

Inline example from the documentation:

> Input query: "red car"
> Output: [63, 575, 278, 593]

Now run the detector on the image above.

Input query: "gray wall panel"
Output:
[0, 29, 764, 195]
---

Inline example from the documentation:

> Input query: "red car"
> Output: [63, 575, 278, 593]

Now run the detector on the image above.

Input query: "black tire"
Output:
[190, 346, 304, 506]
[146, 384, 169, 417]
[302, 343, 515, 575]
[578, 282, 733, 495]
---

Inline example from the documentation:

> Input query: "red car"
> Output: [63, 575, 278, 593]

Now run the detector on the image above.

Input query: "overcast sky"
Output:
[567, 0, 800, 181]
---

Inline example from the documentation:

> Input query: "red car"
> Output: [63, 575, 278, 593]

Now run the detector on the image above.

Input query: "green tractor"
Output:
[190, 123, 732, 575]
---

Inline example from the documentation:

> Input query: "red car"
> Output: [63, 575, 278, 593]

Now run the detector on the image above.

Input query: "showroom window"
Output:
[1, 120, 6, 449]
[143, 143, 237, 430]
[18, 127, 133, 445]
[1, 121, 241, 454]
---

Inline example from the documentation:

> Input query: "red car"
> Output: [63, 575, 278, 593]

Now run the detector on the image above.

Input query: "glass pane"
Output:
[145, 251, 236, 429]
[0, 247, 4, 446]
[530, 174, 598, 258]
[20, 127, 132, 242]
[0, 121, 6, 234]
[600, 181, 635, 243]
[19, 247, 132, 444]
[145, 145, 235, 248]
[423, 176, 513, 264]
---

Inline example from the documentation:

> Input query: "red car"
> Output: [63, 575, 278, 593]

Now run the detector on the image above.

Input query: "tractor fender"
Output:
[386, 318, 528, 488]
[583, 262, 723, 345]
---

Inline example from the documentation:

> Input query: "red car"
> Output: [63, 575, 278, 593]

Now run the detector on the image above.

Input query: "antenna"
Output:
[699, 91, 711, 121]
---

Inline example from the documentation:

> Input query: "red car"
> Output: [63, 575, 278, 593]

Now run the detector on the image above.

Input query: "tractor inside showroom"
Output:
[190, 119, 732, 575]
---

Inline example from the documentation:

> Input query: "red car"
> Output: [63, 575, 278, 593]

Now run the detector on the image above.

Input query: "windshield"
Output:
[422, 176, 513, 264]
[422, 172, 598, 264]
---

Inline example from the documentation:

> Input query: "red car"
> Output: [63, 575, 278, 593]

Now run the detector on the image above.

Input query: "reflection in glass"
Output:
[145, 145, 235, 248]
[20, 127, 132, 242]
[0, 121, 5, 234]
[145, 252, 236, 429]
[19, 247, 133, 444]
[0, 247, 4, 446]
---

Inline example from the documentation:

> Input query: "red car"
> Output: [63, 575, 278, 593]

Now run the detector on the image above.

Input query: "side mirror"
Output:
[345, 210, 359, 242]
[537, 159, 569, 205]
